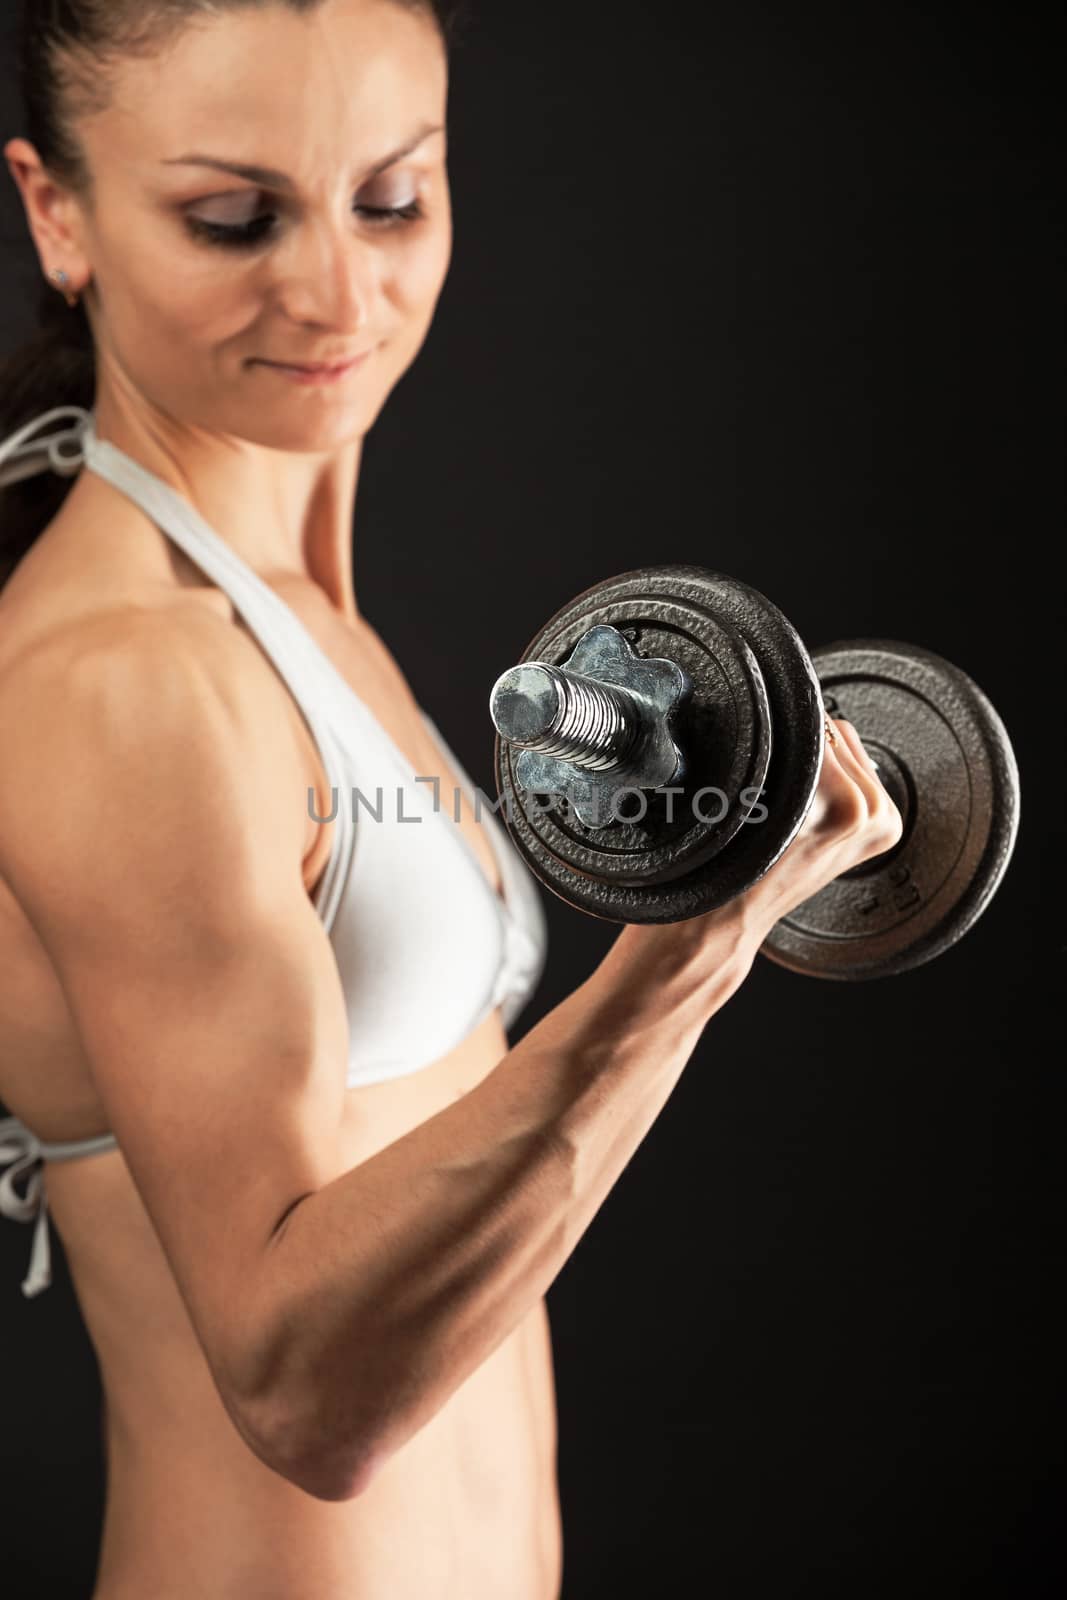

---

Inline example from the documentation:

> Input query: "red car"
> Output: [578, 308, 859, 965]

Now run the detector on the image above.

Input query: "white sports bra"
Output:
[0, 407, 548, 1296]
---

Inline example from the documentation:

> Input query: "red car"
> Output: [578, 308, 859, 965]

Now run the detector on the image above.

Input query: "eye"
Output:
[358, 199, 425, 227]
[184, 193, 427, 251]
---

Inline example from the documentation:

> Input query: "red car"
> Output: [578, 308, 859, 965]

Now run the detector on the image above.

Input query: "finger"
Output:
[802, 718, 866, 832]
[831, 718, 884, 810]
[835, 719, 905, 847]
[836, 719, 879, 777]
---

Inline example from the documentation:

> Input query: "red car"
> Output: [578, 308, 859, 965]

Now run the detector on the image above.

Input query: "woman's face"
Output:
[44, 0, 451, 453]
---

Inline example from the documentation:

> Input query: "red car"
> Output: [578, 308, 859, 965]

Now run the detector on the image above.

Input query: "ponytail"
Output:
[0, 281, 95, 591]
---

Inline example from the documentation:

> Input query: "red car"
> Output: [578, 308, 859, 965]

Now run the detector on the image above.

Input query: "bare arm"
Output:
[252, 906, 754, 1499]
[245, 721, 902, 1502]
[0, 614, 355, 1469]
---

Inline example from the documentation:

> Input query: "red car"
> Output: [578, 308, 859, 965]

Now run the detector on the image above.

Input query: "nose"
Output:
[275, 214, 374, 333]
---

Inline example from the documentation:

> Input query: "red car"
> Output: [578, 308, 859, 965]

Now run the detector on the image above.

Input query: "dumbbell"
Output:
[488, 564, 1020, 980]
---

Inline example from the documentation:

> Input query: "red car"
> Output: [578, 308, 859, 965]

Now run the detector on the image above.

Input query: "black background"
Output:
[0, 2, 1062, 1595]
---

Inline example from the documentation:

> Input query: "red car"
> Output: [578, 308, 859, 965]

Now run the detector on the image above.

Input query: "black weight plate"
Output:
[761, 641, 1020, 979]
[493, 564, 823, 922]
[494, 572, 770, 918]
[670, 567, 825, 904]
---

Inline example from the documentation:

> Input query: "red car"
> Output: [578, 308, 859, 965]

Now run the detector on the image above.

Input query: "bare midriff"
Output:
[0, 492, 563, 1600]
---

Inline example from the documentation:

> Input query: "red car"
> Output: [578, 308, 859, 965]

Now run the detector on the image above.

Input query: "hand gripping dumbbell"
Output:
[488, 565, 1020, 980]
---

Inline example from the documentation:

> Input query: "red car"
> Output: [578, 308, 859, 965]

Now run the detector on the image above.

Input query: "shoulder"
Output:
[0, 602, 252, 727]
[0, 606, 310, 879]
[0, 479, 236, 680]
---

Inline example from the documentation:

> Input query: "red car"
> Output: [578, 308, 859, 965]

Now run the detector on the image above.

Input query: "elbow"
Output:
[234, 1380, 389, 1504]
[222, 1255, 397, 1503]
[273, 1423, 389, 1503]
[272, 1441, 386, 1504]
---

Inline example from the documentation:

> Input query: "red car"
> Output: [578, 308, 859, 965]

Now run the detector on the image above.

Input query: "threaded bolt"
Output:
[490, 662, 646, 774]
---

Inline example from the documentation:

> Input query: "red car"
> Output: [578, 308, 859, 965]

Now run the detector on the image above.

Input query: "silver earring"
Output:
[49, 267, 80, 310]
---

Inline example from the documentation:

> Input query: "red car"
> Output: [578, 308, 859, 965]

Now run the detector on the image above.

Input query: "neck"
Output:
[88, 383, 363, 624]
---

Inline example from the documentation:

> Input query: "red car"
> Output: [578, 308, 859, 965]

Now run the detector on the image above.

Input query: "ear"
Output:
[4, 137, 90, 291]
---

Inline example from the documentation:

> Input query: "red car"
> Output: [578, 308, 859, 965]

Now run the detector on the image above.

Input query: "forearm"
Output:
[247, 905, 760, 1499]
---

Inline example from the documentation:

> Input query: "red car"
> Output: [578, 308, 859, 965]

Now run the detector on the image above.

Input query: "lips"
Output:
[274, 357, 361, 373]
[252, 350, 375, 387]
[258, 350, 373, 375]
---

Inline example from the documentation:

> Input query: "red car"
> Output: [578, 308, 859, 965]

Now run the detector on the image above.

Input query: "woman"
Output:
[0, 2, 901, 1596]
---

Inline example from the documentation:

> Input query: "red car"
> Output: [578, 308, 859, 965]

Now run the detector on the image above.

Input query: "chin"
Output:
[237, 404, 371, 455]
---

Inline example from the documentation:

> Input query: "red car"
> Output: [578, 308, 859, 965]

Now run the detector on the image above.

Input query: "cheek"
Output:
[151, 270, 258, 346]
[110, 268, 255, 363]
[97, 212, 256, 348]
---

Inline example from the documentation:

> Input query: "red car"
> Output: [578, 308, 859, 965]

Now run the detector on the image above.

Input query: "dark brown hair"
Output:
[0, 0, 467, 590]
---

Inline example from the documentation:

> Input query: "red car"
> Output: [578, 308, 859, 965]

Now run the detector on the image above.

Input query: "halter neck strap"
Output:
[0, 405, 93, 489]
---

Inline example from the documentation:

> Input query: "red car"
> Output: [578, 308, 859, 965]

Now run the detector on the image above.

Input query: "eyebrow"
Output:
[161, 120, 444, 189]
